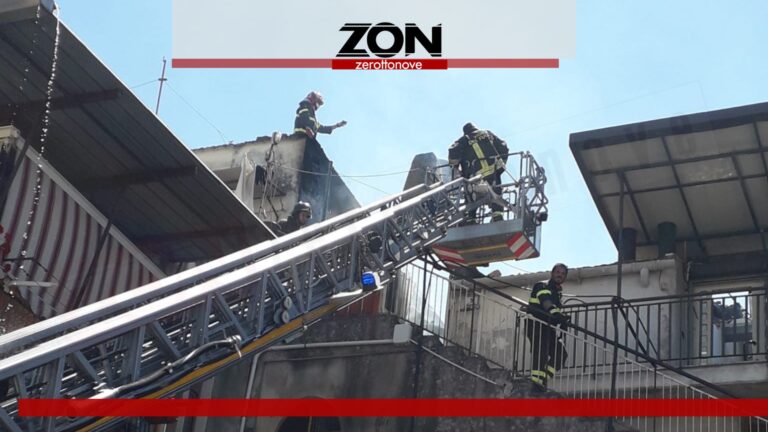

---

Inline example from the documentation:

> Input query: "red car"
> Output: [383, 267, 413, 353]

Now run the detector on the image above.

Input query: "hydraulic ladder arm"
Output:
[0, 175, 488, 432]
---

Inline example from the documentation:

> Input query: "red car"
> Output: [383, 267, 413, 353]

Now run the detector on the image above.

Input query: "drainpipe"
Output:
[607, 174, 625, 432]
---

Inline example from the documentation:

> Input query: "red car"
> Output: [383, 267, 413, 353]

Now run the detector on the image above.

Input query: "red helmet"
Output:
[306, 91, 324, 108]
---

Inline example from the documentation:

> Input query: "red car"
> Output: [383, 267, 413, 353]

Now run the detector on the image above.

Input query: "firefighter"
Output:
[294, 91, 347, 139]
[448, 122, 509, 223]
[526, 263, 570, 390]
[276, 201, 312, 236]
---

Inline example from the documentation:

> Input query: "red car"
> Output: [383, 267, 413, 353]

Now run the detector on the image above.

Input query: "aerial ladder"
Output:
[0, 153, 548, 432]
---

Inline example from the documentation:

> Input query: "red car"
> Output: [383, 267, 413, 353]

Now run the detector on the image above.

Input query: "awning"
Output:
[0, 1, 275, 263]
[570, 102, 768, 260]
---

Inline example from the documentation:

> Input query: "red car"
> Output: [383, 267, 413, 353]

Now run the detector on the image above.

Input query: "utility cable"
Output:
[345, 177, 392, 196]
[129, 79, 158, 90]
[92, 336, 242, 399]
[165, 82, 229, 144]
[277, 164, 418, 179]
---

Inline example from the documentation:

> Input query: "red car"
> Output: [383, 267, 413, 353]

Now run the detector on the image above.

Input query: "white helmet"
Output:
[306, 91, 324, 107]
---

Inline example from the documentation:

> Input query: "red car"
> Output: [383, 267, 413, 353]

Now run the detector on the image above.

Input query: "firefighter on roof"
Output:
[294, 91, 347, 139]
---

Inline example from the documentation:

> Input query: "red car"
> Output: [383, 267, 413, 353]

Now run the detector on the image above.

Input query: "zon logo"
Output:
[337, 23, 442, 58]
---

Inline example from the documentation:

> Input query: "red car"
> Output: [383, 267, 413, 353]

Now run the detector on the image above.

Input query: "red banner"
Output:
[18, 398, 764, 417]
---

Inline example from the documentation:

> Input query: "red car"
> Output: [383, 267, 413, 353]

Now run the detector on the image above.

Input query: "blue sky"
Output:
[54, 0, 768, 273]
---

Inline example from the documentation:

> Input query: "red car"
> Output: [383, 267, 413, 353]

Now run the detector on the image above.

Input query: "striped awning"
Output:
[0, 1, 275, 264]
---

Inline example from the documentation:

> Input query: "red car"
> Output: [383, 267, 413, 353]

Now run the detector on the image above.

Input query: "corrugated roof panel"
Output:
[571, 101, 768, 259]
[0, 4, 274, 263]
[581, 138, 666, 172]
[734, 153, 765, 177]
[744, 178, 768, 227]
[675, 158, 736, 184]
[591, 173, 620, 196]
[666, 125, 757, 160]
[624, 166, 677, 191]
[685, 182, 754, 234]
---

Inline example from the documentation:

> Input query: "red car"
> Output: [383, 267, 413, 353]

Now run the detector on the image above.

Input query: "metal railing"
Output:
[394, 265, 768, 432]
[430, 151, 549, 226]
[560, 288, 767, 367]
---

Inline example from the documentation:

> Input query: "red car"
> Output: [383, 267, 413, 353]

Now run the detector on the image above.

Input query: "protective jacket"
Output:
[528, 279, 564, 322]
[276, 215, 302, 235]
[448, 129, 509, 178]
[294, 99, 334, 136]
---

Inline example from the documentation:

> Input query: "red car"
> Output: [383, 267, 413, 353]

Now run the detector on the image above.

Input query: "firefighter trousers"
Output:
[525, 319, 568, 385]
[467, 171, 504, 221]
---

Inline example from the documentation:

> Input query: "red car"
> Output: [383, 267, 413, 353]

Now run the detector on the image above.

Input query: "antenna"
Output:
[155, 57, 168, 115]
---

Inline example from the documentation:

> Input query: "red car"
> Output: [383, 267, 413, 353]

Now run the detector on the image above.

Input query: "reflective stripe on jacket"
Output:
[448, 129, 509, 178]
[528, 280, 563, 319]
[294, 100, 333, 136]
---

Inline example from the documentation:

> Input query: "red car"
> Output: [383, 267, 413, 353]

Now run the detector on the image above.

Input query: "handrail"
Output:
[560, 285, 767, 309]
[415, 262, 740, 399]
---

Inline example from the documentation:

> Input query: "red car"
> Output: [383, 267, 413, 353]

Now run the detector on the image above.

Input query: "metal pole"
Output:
[607, 175, 625, 431]
[469, 281, 476, 355]
[322, 160, 333, 221]
[409, 260, 429, 432]
[70, 220, 112, 309]
[155, 57, 167, 115]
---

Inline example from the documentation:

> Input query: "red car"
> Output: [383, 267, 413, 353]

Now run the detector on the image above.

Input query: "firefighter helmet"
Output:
[292, 201, 312, 218]
[306, 91, 324, 108]
[463, 122, 478, 135]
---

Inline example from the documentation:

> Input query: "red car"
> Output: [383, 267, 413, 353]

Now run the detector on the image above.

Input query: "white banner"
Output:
[172, 0, 575, 68]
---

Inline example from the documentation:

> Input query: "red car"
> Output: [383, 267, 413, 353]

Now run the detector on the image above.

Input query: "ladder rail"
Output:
[0, 176, 481, 431]
[0, 184, 431, 356]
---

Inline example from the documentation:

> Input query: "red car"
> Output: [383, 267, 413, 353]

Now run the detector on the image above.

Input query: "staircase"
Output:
[394, 264, 768, 432]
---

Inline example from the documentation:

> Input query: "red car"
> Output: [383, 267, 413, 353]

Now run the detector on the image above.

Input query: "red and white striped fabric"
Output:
[506, 232, 538, 260]
[431, 246, 465, 268]
[1, 153, 164, 319]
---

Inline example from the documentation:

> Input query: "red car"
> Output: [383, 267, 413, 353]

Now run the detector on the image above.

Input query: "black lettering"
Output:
[405, 23, 442, 57]
[338, 24, 370, 57]
[367, 22, 403, 58]
[337, 22, 443, 59]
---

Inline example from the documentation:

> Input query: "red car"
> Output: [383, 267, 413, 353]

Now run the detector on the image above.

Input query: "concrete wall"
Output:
[188, 315, 631, 432]
[193, 134, 303, 221]
[193, 134, 360, 224]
